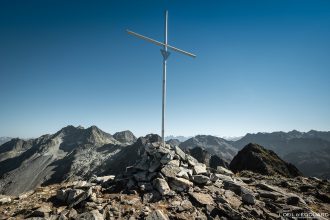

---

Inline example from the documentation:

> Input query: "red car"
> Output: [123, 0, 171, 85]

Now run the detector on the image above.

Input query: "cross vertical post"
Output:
[161, 10, 169, 148]
[127, 10, 196, 148]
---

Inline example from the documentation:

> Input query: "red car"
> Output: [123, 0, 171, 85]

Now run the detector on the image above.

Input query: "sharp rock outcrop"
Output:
[230, 143, 302, 177]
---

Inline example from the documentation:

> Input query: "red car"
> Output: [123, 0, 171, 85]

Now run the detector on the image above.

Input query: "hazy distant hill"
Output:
[166, 138, 181, 147]
[179, 135, 237, 163]
[233, 130, 330, 151]
[165, 135, 191, 142]
[232, 130, 330, 178]
[233, 131, 330, 154]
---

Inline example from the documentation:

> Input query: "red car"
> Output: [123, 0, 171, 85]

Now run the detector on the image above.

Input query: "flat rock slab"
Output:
[0, 197, 11, 205]
[223, 180, 242, 195]
[193, 163, 207, 175]
[76, 210, 103, 220]
[169, 177, 193, 192]
[257, 189, 283, 200]
[174, 146, 186, 161]
[189, 192, 214, 206]
[224, 190, 242, 209]
[257, 183, 284, 194]
[186, 155, 198, 166]
[146, 210, 169, 220]
[93, 175, 115, 184]
[157, 147, 172, 155]
[68, 187, 92, 208]
[153, 178, 171, 196]
[217, 166, 234, 176]
[213, 173, 233, 182]
[167, 160, 180, 167]
[161, 164, 181, 178]
[192, 175, 210, 184]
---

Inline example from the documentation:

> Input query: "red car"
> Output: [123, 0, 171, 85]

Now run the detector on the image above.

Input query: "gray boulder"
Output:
[191, 175, 210, 184]
[242, 193, 256, 205]
[161, 164, 181, 178]
[146, 210, 169, 220]
[153, 178, 171, 196]
[169, 177, 193, 192]
[76, 210, 104, 220]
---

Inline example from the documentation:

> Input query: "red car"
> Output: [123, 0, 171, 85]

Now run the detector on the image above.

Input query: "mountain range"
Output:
[165, 135, 191, 142]
[232, 130, 330, 178]
[1, 127, 330, 195]
[179, 135, 238, 163]
[0, 126, 146, 195]
[1, 136, 328, 219]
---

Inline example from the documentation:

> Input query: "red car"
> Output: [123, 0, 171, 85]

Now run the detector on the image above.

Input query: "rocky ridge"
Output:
[188, 146, 229, 169]
[0, 126, 136, 195]
[230, 143, 302, 178]
[179, 135, 237, 163]
[113, 131, 137, 145]
[0, 140, 329, 219]
[0, 137, 12, 146]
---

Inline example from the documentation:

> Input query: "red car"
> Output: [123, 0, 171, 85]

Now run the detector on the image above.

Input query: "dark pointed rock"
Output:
[229, 143, 302, 177]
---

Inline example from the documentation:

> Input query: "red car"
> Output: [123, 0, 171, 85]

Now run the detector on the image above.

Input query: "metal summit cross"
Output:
[127, 10, 196, 147]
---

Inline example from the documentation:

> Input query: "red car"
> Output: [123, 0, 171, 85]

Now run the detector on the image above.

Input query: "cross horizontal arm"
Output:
[127, 29, 196, 58]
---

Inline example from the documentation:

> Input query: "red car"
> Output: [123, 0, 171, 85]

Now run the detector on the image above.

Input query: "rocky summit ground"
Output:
[0, 140, 329, 220]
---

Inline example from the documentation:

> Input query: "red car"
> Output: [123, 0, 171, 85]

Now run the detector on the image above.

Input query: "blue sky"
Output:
[0, 0, 329, 138]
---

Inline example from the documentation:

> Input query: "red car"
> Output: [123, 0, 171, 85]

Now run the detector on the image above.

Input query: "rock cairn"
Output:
[122, 142, 216, 197]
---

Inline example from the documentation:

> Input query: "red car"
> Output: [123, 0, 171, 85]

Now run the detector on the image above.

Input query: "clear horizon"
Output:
[1, 0, 330, 138]
[1, 123, 329, 140]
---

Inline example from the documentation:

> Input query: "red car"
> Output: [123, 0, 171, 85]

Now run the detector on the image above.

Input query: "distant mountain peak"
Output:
[87, 125, 101, 132]
[57, 125, 79, 135]
[0, 125, 126, 195]
[165, 135, 191, 142]
[180, 135, 237, 163]
[113, 130, 137, 144]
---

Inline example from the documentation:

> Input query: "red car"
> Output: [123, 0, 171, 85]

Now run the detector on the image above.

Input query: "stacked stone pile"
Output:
[123, 142, 224, 196]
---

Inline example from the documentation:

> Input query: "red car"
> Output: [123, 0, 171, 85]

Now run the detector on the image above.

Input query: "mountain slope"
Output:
[188, 146, 229, 169]
[0, 137, 12, 145]
[230, 143, 302, 177]
[233, 130, 330, 178]
[165, 135, 190, 142]
[283, 148, 330, 178]
[0, 125, 143, 195]
[0, 139, 329, 220]
[179, 135, 237, 163]
[233, 130, 330, 155]
[166, 138, 181, 147]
